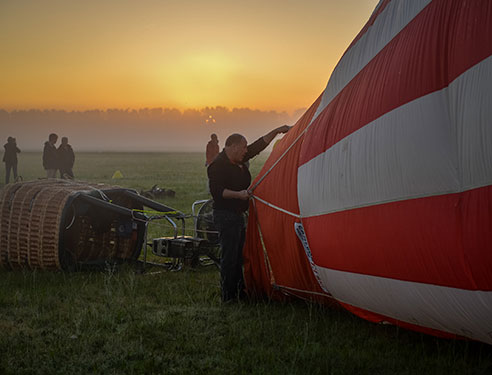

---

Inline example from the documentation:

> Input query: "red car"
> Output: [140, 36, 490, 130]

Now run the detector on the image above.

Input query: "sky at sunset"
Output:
[1, 0, 379, 151]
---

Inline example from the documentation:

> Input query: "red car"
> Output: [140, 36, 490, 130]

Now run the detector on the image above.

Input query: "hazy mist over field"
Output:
[0, 1, 379, 154]
[0, 106, 304, 152]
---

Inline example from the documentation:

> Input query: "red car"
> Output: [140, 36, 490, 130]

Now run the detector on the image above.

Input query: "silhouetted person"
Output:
[205, 133, 219, 167]
[3, 136, 21, 184]
[43, 133, 58, 178]
[207, 125, 291, 302]
[58, 137, 75, 179]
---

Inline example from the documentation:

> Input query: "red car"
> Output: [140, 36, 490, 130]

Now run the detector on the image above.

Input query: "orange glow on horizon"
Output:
[0, 0, 379, 112]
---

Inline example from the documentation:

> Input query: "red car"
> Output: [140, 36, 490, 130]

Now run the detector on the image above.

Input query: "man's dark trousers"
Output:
[213, 209, 246, 302]
[5, 163, 17, 184]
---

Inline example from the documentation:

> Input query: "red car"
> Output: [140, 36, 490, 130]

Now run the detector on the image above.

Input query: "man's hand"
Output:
[236, 190, 251, 200]
[276, 125, 291, 134]
[222, 188, 251, 200]
[262, 125, 292, 147]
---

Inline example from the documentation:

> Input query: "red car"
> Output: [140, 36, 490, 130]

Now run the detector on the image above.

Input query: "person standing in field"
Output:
[205, 133, 219, 167]
[58, 137, 75, 179]
[3, 136, 21, 184]
[43, 133, 59, 178]
[207, 125, 291, 302]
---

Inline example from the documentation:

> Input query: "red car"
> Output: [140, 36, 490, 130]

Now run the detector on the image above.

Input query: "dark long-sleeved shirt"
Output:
[58, 144, 75, 170]
[3, 143, 20, 165]
[207, 137, 267, 213]
[43, 142, 58, 170]
[206, 140, 219, 166]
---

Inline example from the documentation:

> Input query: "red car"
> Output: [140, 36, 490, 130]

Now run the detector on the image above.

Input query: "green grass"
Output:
[1, 153, 491, 374]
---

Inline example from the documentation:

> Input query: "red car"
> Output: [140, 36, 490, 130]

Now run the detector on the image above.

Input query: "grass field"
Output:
[1, 152, 491, 374]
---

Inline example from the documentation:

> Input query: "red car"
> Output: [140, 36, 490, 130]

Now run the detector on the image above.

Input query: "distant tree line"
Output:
[0, 107, 304, 152]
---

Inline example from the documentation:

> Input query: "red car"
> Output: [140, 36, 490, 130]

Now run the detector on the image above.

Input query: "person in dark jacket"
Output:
[58, 137, 75, 179]
[3, 136, 21, 184]
[43, 133, 58, 178]
[207, 125, 291, 302]
[205, 133, 219, 167]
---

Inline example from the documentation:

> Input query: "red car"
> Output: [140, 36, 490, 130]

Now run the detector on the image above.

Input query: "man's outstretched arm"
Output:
[262, 125, 291, 145]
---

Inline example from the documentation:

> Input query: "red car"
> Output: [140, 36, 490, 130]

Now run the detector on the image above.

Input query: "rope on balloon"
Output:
[245, 107, 334, 299]
[250, 196, 332, 300]
[251, 195, 300, 218]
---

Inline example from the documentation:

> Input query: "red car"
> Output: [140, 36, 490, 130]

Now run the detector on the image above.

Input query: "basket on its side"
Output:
[0, 179, 177, 271]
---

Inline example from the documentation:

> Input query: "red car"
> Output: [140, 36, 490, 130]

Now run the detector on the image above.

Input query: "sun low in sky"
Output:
[0, 0, 379, 113]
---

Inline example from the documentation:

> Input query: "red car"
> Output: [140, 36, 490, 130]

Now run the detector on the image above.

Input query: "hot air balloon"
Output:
[244, 0, 492, 345]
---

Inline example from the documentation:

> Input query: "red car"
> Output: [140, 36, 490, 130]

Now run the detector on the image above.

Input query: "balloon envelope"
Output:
[244, 0, 492, 345]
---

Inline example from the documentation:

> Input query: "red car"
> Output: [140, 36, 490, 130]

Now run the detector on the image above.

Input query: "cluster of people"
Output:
[2, 133, 75, 185]
[43, 133, 75, 179]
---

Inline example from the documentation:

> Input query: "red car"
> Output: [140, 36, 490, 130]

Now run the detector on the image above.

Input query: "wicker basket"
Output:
[0, 179, 146, 271]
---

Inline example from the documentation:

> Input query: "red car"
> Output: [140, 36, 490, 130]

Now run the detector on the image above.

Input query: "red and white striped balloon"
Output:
[244, 0, 492, 344]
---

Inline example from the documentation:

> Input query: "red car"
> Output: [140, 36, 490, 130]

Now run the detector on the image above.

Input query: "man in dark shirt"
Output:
[205, 133, 219, 167]
[58, 137, 75, 179]
[207, 125, 290, 302]
[3, 136, 21, 184]
[43, 133, 58, 178]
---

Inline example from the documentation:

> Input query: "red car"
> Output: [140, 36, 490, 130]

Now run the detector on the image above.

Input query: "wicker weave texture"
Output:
[0, 179, 140, 271]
